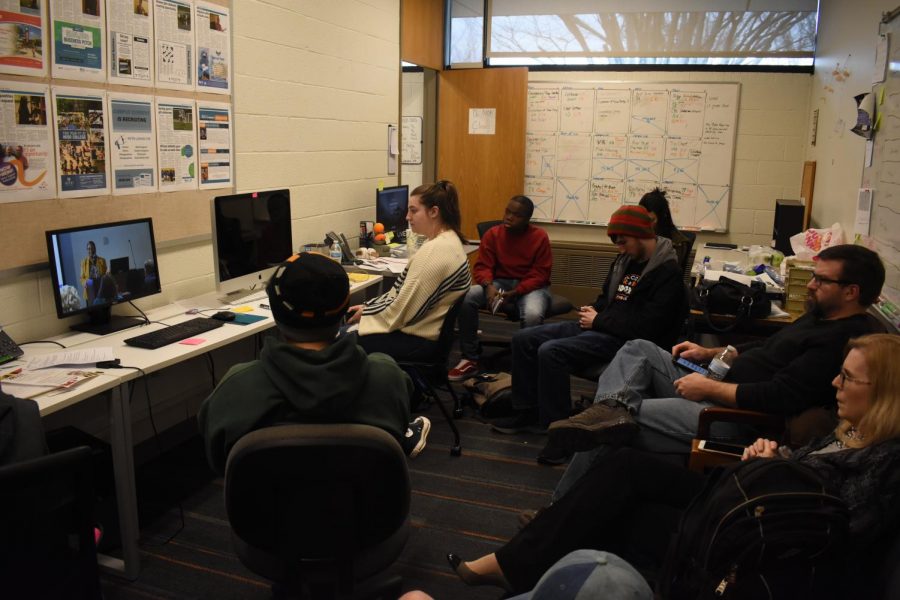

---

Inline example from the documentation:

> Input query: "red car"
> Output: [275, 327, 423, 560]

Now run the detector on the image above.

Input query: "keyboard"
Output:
[0, 329, 24, 365]
[124, 318, 225, 349]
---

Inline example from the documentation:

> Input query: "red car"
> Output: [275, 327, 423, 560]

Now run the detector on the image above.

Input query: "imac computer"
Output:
[46, 218, 162, 334]
[211, 189, 293, 303]
[375, 185, 409, 242]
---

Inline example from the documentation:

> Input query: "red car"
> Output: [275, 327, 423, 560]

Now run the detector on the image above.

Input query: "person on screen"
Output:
[80, 241, 107, 303]
[143, 259, 159, 292]
[345, 180, 471, 362]
[92, 274, 119, 305]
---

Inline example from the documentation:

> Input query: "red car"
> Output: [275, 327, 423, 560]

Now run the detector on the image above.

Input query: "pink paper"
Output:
[179, 338, 206, 345]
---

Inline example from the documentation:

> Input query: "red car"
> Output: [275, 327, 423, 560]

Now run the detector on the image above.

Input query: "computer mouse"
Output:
[212, 311, 237, 321]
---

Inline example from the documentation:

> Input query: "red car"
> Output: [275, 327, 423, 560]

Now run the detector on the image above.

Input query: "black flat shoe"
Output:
[446, 553, 513, 591]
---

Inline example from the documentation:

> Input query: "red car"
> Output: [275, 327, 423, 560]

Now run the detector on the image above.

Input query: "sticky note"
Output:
[232, 305, 254, 313]
[179, 338, 206, 345]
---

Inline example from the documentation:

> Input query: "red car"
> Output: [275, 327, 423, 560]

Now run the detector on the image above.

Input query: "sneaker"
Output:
[403, 416, 431, 458]
[491, 411, 547, 435]
[547, 402, 638, 453]
[448, 359, 480, 381]
[536, 440, 572, 466]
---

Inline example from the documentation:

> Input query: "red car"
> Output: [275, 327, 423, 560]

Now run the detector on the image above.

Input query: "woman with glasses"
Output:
[346, 180, 471, 361]
[448, 333, 900, 597]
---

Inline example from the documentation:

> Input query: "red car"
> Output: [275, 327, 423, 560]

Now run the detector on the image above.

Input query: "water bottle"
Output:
[699, 255, 711, 282]
[707, 345, 737, 381]
[329, 240, 343, 263]
[406, 227, 416, 259]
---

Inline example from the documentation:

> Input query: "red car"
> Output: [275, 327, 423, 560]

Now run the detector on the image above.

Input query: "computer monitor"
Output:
[46, 218, 162, 334]
[211, 189, 293, 303]
[376, 185, 409, 241]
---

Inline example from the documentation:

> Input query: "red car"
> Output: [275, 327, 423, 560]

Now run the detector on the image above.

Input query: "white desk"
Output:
[1, 273, 382, 580]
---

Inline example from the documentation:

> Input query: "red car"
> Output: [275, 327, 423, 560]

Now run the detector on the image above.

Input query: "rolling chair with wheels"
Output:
[396, 296, 465, 455]
[224, 423, 410, 600]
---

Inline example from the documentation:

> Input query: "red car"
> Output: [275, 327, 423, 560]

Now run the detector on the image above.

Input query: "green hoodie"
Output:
[198, 333, 412, 473]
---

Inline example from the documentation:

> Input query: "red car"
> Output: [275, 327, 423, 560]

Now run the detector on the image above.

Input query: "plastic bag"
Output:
[789, 223, 845, 260]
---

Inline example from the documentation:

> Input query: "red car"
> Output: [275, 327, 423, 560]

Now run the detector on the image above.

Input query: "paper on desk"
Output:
[0, 368, 97, 387]
[358, 258, 407, 274]
[27, 347, 115, 370]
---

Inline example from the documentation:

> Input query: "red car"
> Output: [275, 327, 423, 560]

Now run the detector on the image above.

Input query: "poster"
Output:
[51, 0, 105, 82]
[107, 0, 153, 86]
[195, 1, 228, 94]
[153, 0, 193, 91]
[197, 100, 230, 188]
[155, 96, 195, 190]
[108, 92, 156, 195]
[52, 86, 110, 198]
[0, 0, 46, 77]
[0, 80, 55, 203]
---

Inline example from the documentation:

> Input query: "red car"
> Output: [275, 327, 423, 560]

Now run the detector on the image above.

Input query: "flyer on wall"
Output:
[197, 101, 231, 189]
[154, 0, 193, 91]
[155, 97, 196, 191]
[108, 92, 156, 195]
[0, 80, 55, 203]
[0, 0, 47, 77]
[195, 1, 229, 95]
[107, 0, 153, 86]
[51, 0, 105, 82]
[52, 86, 110, 198]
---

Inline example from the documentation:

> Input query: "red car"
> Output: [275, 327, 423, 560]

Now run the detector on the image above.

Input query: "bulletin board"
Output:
[524, 81, 740, 231]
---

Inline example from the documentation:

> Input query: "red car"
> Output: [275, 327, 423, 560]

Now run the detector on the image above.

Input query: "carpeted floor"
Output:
[99, 314, 594, 600]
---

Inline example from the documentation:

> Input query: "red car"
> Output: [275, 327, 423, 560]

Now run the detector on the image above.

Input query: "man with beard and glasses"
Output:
[545, 244, 885, 499]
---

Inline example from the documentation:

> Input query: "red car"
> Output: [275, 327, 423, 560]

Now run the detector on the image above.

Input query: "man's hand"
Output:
[578, 306, 598, 330]
[673, 373, 737, 406]
[672, 341, 719, 363]
[485, 284, 500, 306]
[742, 438, 779, 461]
[346, 304, 363, 324]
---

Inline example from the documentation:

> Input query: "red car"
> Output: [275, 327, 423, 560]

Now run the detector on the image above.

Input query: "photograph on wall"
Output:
[197, 101, 231, 188]
[51, 0, 105, 82]
[0, 80, 55, 203]
[0, 0, 47, 77]
[108, 92, 156, 195]
[107, 0, 153, 86]
[155, 96, 195, 191]
[195, 1, 228, 94]
[153, 0, 193, 91]
[52, 86, 110, 198]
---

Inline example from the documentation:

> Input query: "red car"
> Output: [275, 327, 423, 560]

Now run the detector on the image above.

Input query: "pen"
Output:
[0, 368, 22, 381]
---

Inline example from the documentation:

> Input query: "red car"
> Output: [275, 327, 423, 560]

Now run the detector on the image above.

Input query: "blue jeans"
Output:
[457, 279, 551, 360]
[553, 338, 749, 502]
[511, 321, 624, 426]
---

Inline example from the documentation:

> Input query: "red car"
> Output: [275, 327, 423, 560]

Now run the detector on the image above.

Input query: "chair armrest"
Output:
[696, 406, 784, 440]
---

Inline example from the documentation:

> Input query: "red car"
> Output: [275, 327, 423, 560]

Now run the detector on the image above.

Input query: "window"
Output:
[449, 0, 484, 67]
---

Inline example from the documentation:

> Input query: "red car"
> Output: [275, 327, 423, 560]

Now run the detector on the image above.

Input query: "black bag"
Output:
[692, 276, 771, 332]
[462, 372, 513, 418]
[659, 458, 849, 600]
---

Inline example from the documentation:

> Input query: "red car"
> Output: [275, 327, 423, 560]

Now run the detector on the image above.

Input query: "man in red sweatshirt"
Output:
[449, 195, 552, 381]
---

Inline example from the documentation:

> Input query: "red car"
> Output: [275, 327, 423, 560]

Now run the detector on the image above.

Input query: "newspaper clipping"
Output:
[154, 0, 193, 91]
[197, 101, 231, 189]
[0, 80, 55, 203]
[108, 0, 153, 86]
[195, 1, 229, 94]
[0, 0, 47, 77]
[51, 0, 106, 82]
[156, 97, 196, 191]
[52, 86, 110, 198]
[109, 92, 156, 195]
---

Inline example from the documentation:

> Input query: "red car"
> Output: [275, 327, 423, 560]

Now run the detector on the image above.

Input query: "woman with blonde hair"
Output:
[448, 333, 900, 598]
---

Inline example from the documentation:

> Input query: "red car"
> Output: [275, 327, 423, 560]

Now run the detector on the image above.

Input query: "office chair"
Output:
[397, 297, 464, 455]
[0, 445, 101, 600]
[225, 423, 411, 600]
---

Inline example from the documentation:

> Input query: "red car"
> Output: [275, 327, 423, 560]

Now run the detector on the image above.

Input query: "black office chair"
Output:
[678, 230, 697, 280]
[397, 296, 465, 455]
[0, 446, 101, 600]
[225, 424, 411, 600]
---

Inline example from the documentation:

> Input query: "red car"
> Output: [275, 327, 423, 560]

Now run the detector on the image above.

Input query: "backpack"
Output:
[659, 458, 849, 600]
[461, 372, 513, 418]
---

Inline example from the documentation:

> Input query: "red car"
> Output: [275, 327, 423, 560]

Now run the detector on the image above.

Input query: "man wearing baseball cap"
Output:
[492, 205, 687, 465]
[199, 252, 427, 473]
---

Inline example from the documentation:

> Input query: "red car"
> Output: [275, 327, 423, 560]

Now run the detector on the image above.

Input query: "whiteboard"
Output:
[524, 82, 740, 231]
[402, 116, 422, 165]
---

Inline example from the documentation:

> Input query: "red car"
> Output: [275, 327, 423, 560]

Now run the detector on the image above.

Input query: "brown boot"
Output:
[547, 402, 638, 453]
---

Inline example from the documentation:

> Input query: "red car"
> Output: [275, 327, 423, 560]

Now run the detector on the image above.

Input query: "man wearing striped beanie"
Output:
[494, 204, 687, 466]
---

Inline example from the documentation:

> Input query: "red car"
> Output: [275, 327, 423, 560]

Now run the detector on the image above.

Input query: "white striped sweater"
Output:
[359, 230, 470, 341]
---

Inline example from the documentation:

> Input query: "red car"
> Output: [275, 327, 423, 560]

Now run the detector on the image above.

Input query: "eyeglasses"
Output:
[810, 273, 851, 286]
[837, 369, 872, 387]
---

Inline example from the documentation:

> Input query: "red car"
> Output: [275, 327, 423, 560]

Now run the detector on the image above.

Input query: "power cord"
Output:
[19, 340, 67, 348]
[127, 301, 151, 325]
